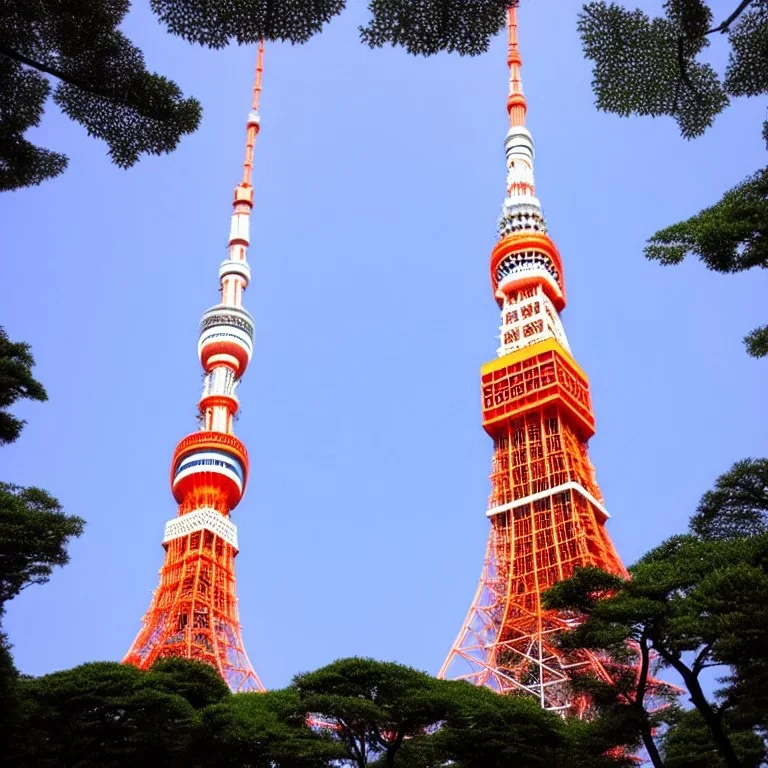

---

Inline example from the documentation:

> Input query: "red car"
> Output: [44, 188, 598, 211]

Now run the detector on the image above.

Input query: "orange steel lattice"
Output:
[439, 8, 639, 714]
[124, 524, 261, 692]
[123, 44, 267, 692]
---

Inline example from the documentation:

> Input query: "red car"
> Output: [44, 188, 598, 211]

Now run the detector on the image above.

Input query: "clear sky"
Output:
[2, 2, 766, 689]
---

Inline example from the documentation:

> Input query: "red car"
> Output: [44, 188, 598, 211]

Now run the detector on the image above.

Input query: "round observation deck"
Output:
[198, 305, 255, 377]
[170, 431, 249, 508]
[490, 232, 566, 310]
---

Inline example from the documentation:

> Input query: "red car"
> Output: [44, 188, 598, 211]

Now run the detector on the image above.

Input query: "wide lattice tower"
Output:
[439, 8, 628, 713]
[123, 45, 267, 692]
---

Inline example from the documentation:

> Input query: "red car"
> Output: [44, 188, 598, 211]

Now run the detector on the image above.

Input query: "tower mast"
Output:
[439, 7, 627, 714]
[124, 44, 267, 692]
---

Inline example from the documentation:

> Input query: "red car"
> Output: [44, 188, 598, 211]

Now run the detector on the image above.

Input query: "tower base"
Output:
[124, 524, 263, 692]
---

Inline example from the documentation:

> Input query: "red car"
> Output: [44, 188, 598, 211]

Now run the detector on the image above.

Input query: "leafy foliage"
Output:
[662, 708, 766, 767]
[292, 657, 629, 767]
[578, 0, 768, 137]
[196, 689, 344, 767]
[743, 324, 768, 357]
[428, 683, 599, 768]
[150, 0, 347, 48]
[643, 166, 768, 271]
[10, 659, 342, 767]
[0, 57, 68, 190]
[0, 327, 47, 445]
[360, 0, 514, 57]
[690, 457, 768, 539]
[543, 567, 678, 767]
[0, 483, 84, 613]
[724, 0, 768, 97]
[11, 659, 225, 767]
[578, 1, 728, 139]
[576, 1, 768, 357]
[0, 0, 201, 190]
[0, 327, 82, 759]
[292, 657, 456, 767]
[643, 167, 768, 356]
[144, 656, 231, 709]
[0, 632, 21, 761]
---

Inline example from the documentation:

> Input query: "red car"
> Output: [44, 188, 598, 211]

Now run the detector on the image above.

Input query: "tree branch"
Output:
[654, 645, 741, 768]
[708, 0, 753, 34]
[676, 34, 697, 93]
[692, 642, 714, 675]
[636, 629, 665, 768]
[0, 44, 169, 122]
[675, 0, 754, 100]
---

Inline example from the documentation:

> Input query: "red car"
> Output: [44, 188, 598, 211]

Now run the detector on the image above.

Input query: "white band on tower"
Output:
[163, 508, 239, 549]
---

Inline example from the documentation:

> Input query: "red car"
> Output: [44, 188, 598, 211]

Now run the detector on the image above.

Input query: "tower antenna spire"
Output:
[124, 42, 267, 693]
[242, 40, 265, 187]
[506, 4, 527, 126]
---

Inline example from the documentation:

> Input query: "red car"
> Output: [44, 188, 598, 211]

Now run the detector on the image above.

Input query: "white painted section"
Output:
[206, 353, 240, 369]
[198, 324, 253, 351]
[219, 259, 251, 282]
[496, 283, 570, 356]
[198, 324, 253, 363]
[163, 508, 239, 549]
[202, 367, 238, 400]
[497, 265, 561, 299]
[211, 405, 229, 432]
[504, 126, 535, 191]
[485, 480, 609, 520]
[222, 277, 236, 305]
[229, 213, 250, 244]
[173, 456, 243, 494]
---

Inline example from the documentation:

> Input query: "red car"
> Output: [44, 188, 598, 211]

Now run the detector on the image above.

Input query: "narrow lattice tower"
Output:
[123, 44, 267, 692]
[439, 8, 627, 713]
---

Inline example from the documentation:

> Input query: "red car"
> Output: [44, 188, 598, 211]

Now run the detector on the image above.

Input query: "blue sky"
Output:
[2, 2, 766, 689]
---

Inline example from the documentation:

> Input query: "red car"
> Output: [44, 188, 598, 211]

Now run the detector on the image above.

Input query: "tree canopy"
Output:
[0, 483, 84, 613]
[690, 457, 768, 539]
[290, 656, 630, 767]
[360, 0, 513, 57]
[0, 1, 203, 191]
[0, 327, 47, 445]
[0, 327, 84, 617]
[544, 458, 768, 768]
[150, 0, 347, 48]
[9, 658, 344, 768]
[291, 657, 456, 767]
[12, 659, 224, 767]
[0, 327, 84, 758]
[577, 0, 768, 357]
[2, 654, 635, 767]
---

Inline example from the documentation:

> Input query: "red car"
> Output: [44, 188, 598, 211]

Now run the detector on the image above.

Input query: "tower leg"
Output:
[124, 528, 263, 692]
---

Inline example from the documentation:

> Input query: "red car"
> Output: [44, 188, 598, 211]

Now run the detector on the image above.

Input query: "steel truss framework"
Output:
[124, 523, 262, 692]
[123, 43, 267, 692]
[439, 7, 659, 717]
[440, 407, 628, 714]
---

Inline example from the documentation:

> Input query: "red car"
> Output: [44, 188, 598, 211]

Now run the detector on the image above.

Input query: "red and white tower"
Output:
[124, 44, 267, 692]
[439, 8, 628, 713]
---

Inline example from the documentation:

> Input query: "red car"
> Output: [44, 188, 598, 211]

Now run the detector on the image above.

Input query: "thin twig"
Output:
[708, 0, 753, 34]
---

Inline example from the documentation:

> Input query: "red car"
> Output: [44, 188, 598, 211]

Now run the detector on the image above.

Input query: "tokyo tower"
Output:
[123, 44, 267, 692]
[439, 7, 627, 713]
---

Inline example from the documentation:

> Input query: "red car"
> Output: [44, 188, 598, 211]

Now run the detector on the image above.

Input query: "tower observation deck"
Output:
[439, 7, 628, 714]
[123, 44, 267, 692]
